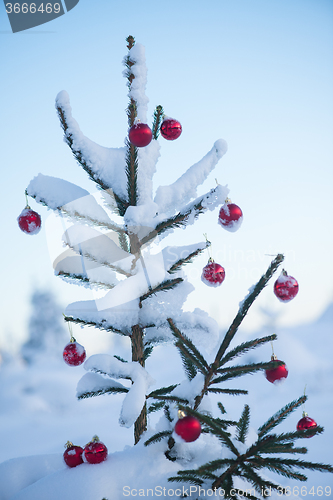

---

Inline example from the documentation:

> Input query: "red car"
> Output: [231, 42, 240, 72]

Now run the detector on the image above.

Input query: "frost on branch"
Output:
[82, 354, 155, 428]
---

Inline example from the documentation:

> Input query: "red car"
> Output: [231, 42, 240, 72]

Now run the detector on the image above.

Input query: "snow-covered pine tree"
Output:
[21, 288, 67, 363]
[25, 36, 332, 498]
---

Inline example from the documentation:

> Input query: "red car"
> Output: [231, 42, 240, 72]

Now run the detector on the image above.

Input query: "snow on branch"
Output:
[54, 248, 119, 289]
[154, 139, 228, 215]
[84, 354, 155, 428]
[65, 297, 140, 335]
[27, 173, 90, 209]
[62, 225, 133, 276]
[27, 174, 124, 232]
[146, 184, 229, 242]
[163, 241, 208, 274]
[77, 372, 129, 399]
[56, 90, 128, 204]
[125, 43, 149, 123]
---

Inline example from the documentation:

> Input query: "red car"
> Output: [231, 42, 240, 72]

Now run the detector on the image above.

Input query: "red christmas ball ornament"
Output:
[297, 412, 317, 438]
[265, 355, 288, 384]
[174, 413, 201, 443]
[201, 258, 225, 287]
[160, 117, 182, 141]
[274, 270, 299, 302]
[63, 337, 86, 366]
[218, 199, 243, 232]
[63, 441, 84, 468]
[84, 435, 108, 464]
[17, 206, 41, 235]
[128, 122, 152, 147]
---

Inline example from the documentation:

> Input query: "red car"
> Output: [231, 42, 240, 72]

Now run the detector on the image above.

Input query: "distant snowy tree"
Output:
[21, 289, 67, 363]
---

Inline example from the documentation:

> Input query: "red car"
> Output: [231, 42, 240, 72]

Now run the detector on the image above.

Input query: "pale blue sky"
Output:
[1, 0, 332, 350]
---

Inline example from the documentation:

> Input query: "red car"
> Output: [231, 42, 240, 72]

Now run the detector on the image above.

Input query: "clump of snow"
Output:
[124, 202, 159, 229]
[83, 354, 155, 428]
[27, 174, 90, 209]
[62, 192, 119, 229]
[154, 139, 228, 214]
[76, 371, 127, 398]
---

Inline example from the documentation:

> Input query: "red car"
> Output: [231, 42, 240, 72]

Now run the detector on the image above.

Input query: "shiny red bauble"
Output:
[201, 259, 225, 287]
[17, 207, 41, 235]
[218, 201, 243, 232]
[274, 270, 299, 302]
[84, 436, 108, 464]
[265, 356, 288, 384]
[128, 123, 152, 147]
[63, 442, 84, 468]
[174, 415, 201, 443]
[160, 118, 182, 140]
[297, 413, 317, 438]
[63, 339, 86, 366]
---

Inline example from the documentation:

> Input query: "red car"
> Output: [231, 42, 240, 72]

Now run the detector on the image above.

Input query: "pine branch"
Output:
[236, 464, 281, 494]
[60, 206, 127, 234]
[143, 345, 153, 361]
[140, 278, 183, 303]
[63, 239, 132, 277]
[248, 456, 332, 479]
[147, 385, 179, 398]
[167, 476, 204, 486]
[179, 350, 197, 381]
[118, 232, 130, 253]
[144, 430, 172, 447]
[261, 444, 307, 454]
[194, 255, 284, 410]
[181, 459, 234, 475]
[113, 355, 128, 363]
[219, 334, 277, 367]
[218, 402, 227, 414]
[57, 271, 115, 290]
[152, 105, 164, 139]
[214, 254, 284, 364]
[63, 315, 129, 336]
[167, 318, 210, 372]
[152, 395, 189, 405]
[125, 139, 138, 207]
[78, 386, 129, 400]
[147, 401, 165, 414]
[140, 186, 222, 246]
[258, 395, 306, 438]
[168, 243, 209, 274]
[212, 361, 283, 383]
[207, 388, 248, 395]
[236, 405, 250, 444]
[260, 426, 324, 446]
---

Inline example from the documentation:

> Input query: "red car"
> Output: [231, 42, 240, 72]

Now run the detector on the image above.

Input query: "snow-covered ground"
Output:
[0, 304, 332, 499]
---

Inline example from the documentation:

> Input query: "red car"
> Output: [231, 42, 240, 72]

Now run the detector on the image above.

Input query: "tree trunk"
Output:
[131, 323, 147, 444]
